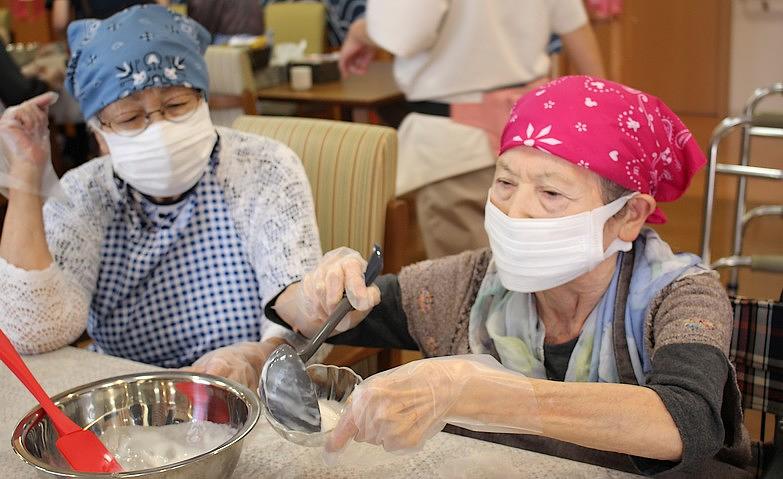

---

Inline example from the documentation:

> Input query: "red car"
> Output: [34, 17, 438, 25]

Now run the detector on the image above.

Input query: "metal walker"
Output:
[700, 82, 783, 295]
[701, 83, 783, 477]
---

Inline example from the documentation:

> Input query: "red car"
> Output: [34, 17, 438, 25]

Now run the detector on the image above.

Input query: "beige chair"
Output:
[264, 2, 326, 55]
[168, 4, 187, 16]
[232, 115, 411, 369]
[204, 46, 258, 127]
[0, 8, 9, 45]
[232, 115, 410, 269]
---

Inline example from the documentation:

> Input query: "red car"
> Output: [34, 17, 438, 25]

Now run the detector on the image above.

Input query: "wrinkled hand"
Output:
[182, 339, 284, 391]
[0, 92, 58, 189]
[325, 355, 541, 456]
[338, 18, 377, 77]
[273, 247, 380, 338]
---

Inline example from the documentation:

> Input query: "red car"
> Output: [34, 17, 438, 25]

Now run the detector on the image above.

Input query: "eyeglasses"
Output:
[98, 93, 202, 137]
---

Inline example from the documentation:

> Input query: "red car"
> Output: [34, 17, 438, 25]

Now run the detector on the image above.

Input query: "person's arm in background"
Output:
[339, 0, 447, 76]
[50, 0, 72, 41]
[552, 0, 605, 78]
[560, 24, 606, 77]
[0, 41, 52, 107]
[339, 19, 376, 76]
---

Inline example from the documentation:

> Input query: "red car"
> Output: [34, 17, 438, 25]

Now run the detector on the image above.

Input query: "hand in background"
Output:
[182, 338, 286, 391]
[339, 18, 377, 77]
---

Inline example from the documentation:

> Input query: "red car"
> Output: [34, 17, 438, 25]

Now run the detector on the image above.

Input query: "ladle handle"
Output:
[299, 244, 383, 362]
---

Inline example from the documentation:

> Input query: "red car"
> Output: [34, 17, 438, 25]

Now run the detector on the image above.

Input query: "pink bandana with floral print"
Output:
[498, 75, 706, 223]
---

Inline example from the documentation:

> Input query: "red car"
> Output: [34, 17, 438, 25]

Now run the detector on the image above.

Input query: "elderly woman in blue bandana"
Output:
[267, 77, 752, 477]
[0, 5, 320, 390]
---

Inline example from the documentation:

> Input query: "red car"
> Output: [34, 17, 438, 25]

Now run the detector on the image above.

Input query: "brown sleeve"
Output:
[642, 272, 752, 473]
[645, 271, 733, 359]
[398, 248, 492, 357]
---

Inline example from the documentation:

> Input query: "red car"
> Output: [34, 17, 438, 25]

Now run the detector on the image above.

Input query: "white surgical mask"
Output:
[100, 102, 217, 198]
[484, 192, 637, 293]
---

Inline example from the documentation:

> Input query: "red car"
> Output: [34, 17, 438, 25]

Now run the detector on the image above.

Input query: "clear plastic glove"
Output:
[273, 247, 381, 338]
[182, 339, 283, 391]
[324, 355, 541, 457]
[0, 91, 66, 199]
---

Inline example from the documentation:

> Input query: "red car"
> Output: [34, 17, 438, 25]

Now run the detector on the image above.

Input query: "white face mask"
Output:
[484, 192, 637, 293]
[100, 102, 217, 198]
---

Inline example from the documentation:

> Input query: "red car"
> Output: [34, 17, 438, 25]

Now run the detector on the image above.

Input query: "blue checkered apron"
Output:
[88, 150, 263, 368]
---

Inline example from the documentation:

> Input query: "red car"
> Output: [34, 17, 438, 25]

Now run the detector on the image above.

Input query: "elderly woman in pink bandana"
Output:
[266, 77, 751, 477]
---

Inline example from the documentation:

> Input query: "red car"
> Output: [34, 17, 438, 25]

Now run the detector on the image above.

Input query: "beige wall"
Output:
[729, 0, 783, 114]
[700, 0, 782, 301]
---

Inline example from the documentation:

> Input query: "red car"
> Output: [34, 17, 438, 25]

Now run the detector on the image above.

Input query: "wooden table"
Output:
[0, 348, 640, 478]
[256, 61, 404, 122]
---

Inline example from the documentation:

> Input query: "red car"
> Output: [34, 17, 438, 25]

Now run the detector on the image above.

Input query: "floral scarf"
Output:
[468, 228, 708, 383]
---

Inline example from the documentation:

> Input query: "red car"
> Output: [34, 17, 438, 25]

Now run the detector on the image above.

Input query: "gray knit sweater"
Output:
[397, 248, 752, 477]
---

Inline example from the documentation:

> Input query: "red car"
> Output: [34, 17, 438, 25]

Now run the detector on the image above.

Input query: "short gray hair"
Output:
[599, 177, 634, 204]
[599, 177, 634, 218]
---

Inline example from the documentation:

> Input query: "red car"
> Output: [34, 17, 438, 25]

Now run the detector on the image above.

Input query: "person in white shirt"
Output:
[340, 0, 605, 258]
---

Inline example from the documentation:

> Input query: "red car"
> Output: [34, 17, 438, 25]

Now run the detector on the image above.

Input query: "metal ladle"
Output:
[260, 245, 383, 433]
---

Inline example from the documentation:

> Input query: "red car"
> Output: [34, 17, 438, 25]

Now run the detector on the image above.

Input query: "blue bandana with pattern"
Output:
[65, 4, 211, 119]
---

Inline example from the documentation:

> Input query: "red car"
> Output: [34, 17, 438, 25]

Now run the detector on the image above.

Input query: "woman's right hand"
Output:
[0, 92, 58, 190]
[273, 247, 381, 338]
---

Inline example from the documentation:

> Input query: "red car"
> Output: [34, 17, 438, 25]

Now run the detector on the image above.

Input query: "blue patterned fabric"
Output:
[323, 0, 366, 46]
[64, 4, 211, 119]
[88, 140, 263, 368]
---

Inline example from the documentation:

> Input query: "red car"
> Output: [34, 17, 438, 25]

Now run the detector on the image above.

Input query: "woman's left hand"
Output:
[183, 338, 284, 391]
[325, 358, 461, 454]
[325, 355, 541, 455]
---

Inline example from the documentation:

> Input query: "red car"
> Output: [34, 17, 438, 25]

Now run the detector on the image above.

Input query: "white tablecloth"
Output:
[0, 347, 640, 478]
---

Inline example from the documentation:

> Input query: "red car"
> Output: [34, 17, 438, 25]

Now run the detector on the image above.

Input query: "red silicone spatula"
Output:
[0, 329, 123, 473]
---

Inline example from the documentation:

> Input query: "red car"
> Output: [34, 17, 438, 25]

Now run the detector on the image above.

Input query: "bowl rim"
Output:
[11, 370, 260, 478]
[259, 363, 362, 446]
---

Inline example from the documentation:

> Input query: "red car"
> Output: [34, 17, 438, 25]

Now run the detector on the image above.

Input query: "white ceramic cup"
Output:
[290, 65, 313, 91]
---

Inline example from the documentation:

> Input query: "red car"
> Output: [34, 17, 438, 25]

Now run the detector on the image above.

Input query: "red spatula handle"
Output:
[0, 329, 80, 436]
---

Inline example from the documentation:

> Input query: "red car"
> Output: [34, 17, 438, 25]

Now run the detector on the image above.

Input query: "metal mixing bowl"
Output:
[11, 371, 260, 478]
[260, 363, 361, 447]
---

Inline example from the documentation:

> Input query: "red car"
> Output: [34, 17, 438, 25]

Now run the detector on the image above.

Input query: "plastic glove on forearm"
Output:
[325, 355, 542, 456]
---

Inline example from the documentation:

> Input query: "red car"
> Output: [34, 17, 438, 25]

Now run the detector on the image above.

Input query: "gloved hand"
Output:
[325, 355, 541, 456]
[182, 339, 284, 391]
[273, 247, 381, 338]
[0, 91, 64, 198]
